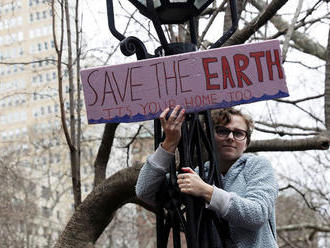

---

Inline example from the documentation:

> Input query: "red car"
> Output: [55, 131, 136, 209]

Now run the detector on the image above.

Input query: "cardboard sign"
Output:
[80, 40, 289, 124]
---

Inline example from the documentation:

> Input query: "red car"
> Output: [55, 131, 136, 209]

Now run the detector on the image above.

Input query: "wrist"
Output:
[162, 140, 178, 153]
[202, 183, 214, 203]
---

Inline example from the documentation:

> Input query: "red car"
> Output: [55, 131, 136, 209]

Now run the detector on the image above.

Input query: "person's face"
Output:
[214, 115, 248, 164]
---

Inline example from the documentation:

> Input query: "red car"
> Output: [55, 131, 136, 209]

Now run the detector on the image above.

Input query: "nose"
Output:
[227, 131, 234, 140]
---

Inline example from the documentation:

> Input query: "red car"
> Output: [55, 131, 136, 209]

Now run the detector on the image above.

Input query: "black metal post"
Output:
[105, 0, 239, 247]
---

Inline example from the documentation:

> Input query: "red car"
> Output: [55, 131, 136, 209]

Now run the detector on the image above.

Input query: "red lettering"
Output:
[195, 95, 202, 106]
[138, 103, 148, 114]
[244, 89, 252, 99]
[126, 106, 132, 117]
[210, 93, 217, 104]
[202, 94, 210, 105]
[169, 99, 176, 109]
[234, 54, 252, 88]
[266, 50, 283, 80]
[184, 96, 194, 108]
[103, 106, 131, 119]
[148, 102, 158, 114]
[227, 92, 235, 101]
[235, 91, 243, 100]
[221, 56, 235, 89]
[103, 108, 114, 119]
[250, 51, 265, 82]
[202, 57, 220, 90]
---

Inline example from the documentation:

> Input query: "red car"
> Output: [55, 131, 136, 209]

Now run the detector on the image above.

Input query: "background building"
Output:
[0, 1, 90, 246]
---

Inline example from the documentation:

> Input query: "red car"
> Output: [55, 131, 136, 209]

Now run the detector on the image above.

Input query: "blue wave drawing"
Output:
[88, 90, 289, 124]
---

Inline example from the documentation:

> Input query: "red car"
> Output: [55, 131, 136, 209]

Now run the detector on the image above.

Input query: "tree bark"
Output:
[277, 223, 330, 232]
[223, 0, 245, 31]
[325, 26, 330, 129]
[223, 0, 289, 46]
[55, 163, 152, 248]
[93, 123, 119, 187]
[247, 135, 330, 152]
[65, 0, 81, 208]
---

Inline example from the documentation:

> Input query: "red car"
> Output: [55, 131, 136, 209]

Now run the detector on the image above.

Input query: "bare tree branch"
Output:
[273, 99, 325, 125]
[247, 135, 330, 152]
[277, 224, 330, 233]
[254, 127, 319, 136]
[198, 0, 227, 46]
[250, 0, 327, 60]
[255, 120, 324, 132]
[324, 25, 330, 129]
[281, 0, 303, 62]
[93, 123, 119, 187]
[223, 0, 289, 46]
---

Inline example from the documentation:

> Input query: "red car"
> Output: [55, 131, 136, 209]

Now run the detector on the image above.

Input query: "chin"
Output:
[219, 153, 239, 161]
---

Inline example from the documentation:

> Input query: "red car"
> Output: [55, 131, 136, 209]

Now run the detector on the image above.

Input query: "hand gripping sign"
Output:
[80, 40, 289, 124]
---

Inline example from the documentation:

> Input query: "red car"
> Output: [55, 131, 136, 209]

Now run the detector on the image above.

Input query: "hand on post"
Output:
[160, 105, 185, 153]
[177, 167, 214, 203]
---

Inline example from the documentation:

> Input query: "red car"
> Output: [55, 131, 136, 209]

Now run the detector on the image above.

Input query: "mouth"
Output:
[222, 145, 236, 149]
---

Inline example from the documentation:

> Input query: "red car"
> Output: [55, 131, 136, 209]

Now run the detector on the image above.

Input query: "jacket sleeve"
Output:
[208, 156, 278, 230]
[135, 145, 174, 206]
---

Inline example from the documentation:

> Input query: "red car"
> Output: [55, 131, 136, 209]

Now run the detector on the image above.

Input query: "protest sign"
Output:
[80, 39, 289, 124]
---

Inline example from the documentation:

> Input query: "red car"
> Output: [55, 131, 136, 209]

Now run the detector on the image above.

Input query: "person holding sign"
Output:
[136, 105, 278, 248]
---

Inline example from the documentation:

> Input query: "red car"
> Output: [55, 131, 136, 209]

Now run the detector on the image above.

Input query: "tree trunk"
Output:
[325, 26, 330, 129]
[93, 123, 119, 187]
[223, 0, 245, 32]
[223, 0, 289, 46]
[55, 163, 150, 248]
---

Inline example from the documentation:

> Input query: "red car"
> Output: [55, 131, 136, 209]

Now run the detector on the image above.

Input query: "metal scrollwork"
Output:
[119, 36, 155, 60]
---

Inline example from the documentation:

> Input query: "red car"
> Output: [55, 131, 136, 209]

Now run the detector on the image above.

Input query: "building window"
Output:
[54, 104, 59, 113]
[41, 186, 51, 200]
[41, 206, 51, 218]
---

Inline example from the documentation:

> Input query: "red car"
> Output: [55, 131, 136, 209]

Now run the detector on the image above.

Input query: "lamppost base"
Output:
[156, 42, 197, 56]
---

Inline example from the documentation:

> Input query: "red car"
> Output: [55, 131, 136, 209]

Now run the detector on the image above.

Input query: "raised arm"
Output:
[135, 105, 185, 206]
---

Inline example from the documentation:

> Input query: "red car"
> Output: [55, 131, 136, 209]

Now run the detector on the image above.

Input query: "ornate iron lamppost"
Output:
[106, 1, 238, 247]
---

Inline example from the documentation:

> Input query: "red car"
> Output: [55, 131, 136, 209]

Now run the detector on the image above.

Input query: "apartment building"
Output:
[0, 1, 95, 246]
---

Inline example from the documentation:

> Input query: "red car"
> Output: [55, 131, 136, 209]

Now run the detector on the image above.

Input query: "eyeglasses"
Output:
[214, 126, 248, 141]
